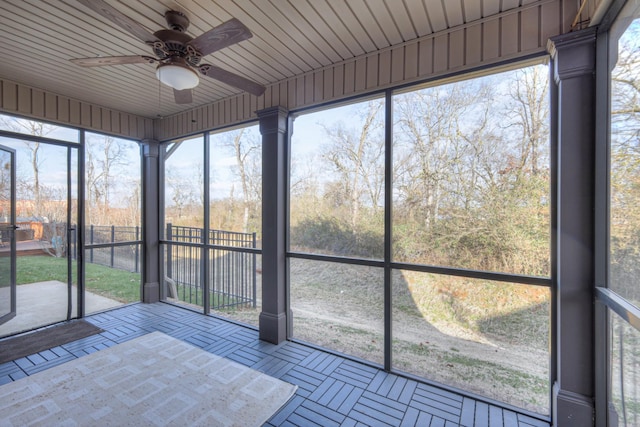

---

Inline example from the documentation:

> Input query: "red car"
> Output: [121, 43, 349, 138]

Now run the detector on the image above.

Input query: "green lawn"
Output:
[16, 255, 140, 303]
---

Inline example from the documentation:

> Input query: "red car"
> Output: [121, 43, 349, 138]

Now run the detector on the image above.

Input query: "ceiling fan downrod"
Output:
[164, 10, 189, 32]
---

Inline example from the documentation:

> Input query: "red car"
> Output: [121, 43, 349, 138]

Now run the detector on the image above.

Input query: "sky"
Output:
[0, 117, 140, 208]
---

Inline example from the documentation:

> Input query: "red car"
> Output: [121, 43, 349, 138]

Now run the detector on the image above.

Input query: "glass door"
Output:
[0, 137, 78, 337]
[0, 144, 16, 325]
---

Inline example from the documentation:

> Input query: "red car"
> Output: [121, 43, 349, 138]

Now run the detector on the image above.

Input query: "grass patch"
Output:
[172, 284, 254, 309]
[16, 255, 140, 303]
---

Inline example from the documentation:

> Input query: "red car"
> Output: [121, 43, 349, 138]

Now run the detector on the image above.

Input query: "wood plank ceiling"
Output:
[0, 0, 542, 119]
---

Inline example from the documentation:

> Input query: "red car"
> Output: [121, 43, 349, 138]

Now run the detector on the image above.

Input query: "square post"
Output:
[257, 106, 289, 344]
[548, 27, 597, 427]
[141, 139, 160, 303]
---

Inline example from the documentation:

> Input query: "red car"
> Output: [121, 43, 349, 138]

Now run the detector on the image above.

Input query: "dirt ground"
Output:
[217, 259, 550, 414]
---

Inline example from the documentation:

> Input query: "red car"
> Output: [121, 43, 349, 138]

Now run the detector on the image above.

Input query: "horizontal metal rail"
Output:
[80, 225, 142, 273]
[288, 251, 552, 287]
[596, 287, 640, 331]
[159, 239, 261, 254]
[86, 240, 141, 249]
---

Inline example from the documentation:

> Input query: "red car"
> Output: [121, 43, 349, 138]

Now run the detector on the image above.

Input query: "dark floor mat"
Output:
[0, 320, 103, 364]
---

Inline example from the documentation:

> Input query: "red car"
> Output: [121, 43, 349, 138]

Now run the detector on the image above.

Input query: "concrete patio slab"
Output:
[0, 281, 123, 337]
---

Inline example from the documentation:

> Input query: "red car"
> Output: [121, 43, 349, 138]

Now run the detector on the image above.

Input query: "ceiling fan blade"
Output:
[187, 18, 252, 57]
[173, 89, 193, 104]
[199, 64, 265, 96]
[70, 56, 157, 67]
[76, 0, 159, 44]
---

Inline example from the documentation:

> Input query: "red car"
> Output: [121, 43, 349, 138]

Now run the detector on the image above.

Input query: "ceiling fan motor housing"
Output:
[152, 29, 201, 66]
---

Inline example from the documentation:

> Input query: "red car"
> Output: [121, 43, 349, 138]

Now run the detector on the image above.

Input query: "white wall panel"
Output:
[466, 24, 483, 65]
[0, 77, 152, 140]
[404, 43, 419, 80]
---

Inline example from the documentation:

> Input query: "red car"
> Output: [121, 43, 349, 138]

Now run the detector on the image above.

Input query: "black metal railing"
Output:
[85, 225, 141, 273]
[30, 221, 256, 310]
[165, 223, 257, 310]
[26, 222, 141, 272]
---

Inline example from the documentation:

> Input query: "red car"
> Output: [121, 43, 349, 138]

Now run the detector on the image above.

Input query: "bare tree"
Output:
[85, 135, 130, 225]
[219, 128, 262, 233]
[394, 81, 493, 229]
[321, 100, 385, 230]
[507, 67, 550, 176]
[165, 164, 201, 222]
[609, 21, 640, 293]
[0, 117, 57, 218]
[391, 69, 551, 274]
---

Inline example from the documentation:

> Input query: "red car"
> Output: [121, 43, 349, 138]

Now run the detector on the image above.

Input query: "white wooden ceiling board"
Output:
[443, 0, 465, 27]
[366, 0, 405, 45]
[189, 0, 307, 77]
[0, 57, 150, 118]
[105, 0, 168, 36]
[274, 1, 352, 61]
[3, 49, 152, 108]
[308, 0, 365, 58]
[249, 0, 336, 66]
[265, 1, 343, 66]
[1, 0, 569, 121]
[0, 12, 151, 95]
[13, 1, 146, 58]
[325, 0, 378, 53]
[403, 0, 432, 37]
[0, 7, 199, 113]
[423, 0, 448, 32]
[38, 0, 215, 114]
[232, 1, 323, 70]
[386, 1, 418, 41]
[70, 0, 162, 50]
[483, 0, 501, 15]
[346, 0, 391, 49]
[206, 46, 281, 84]
[463, 0, 483, 21]
[501, 0, 522, 11]
[3, 22, 223, 118]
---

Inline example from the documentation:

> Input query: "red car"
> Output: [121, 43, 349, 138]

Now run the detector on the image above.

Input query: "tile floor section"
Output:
[0, 303, 550, 427]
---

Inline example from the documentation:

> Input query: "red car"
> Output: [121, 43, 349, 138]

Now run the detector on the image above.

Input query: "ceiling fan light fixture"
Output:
[156, 62, 199, 90]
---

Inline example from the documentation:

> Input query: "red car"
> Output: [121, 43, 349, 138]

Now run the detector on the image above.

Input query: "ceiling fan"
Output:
[71, 0, 266, 104]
